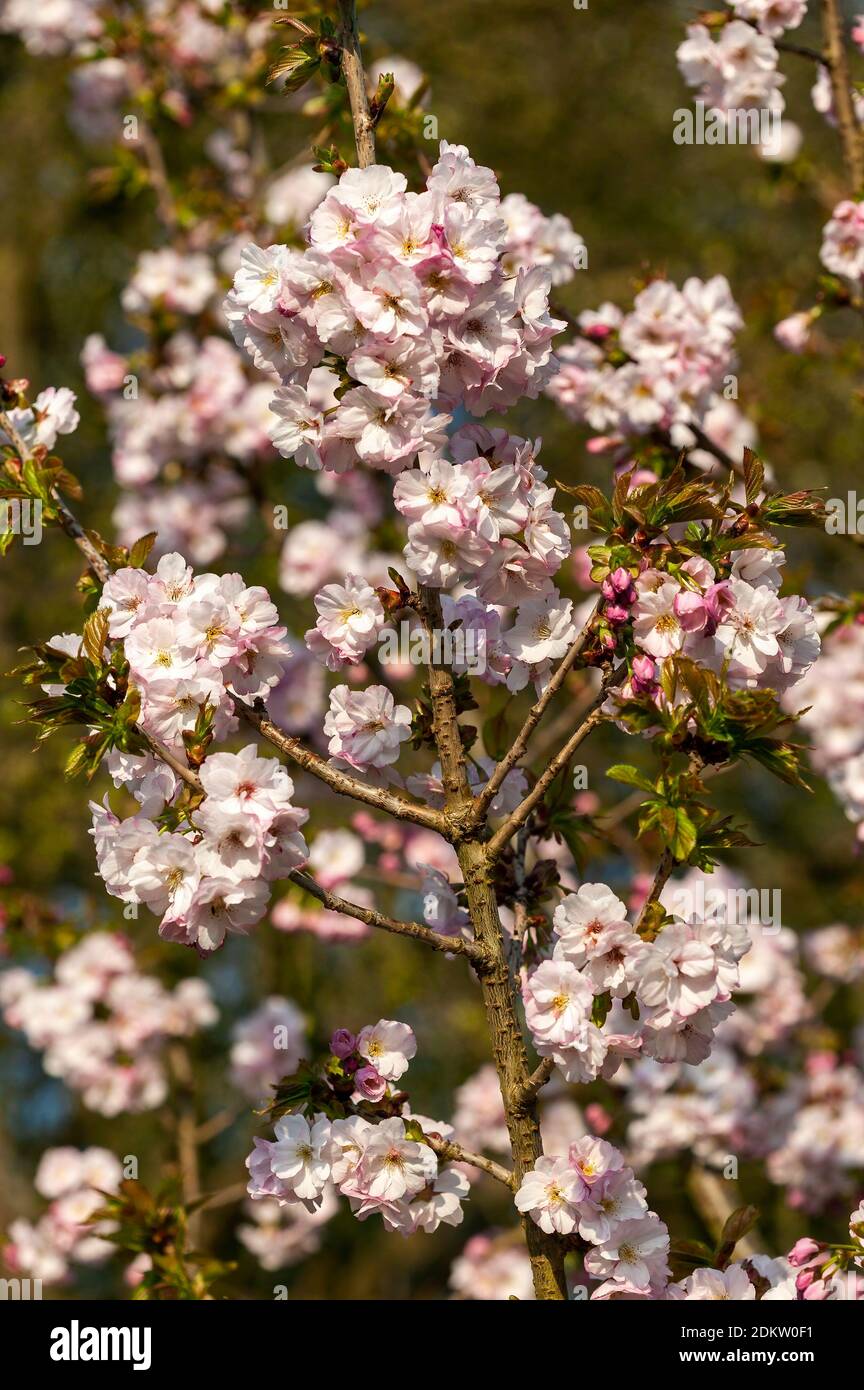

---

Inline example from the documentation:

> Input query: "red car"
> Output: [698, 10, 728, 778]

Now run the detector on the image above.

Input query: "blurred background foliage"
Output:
[1, 0, 863, 1298]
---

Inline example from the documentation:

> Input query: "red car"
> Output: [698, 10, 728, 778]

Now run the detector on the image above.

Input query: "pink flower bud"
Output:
[788, 1237, 823, 1268]
[630, 654, 657, 694]
[605, 603, 630, 626]
[802, 1277, 831, 1300]
[354, 1065, 386, 1101]
[585, 1102, 612, 1135]
[795, 1267, 818, 1293]
[704, 580, 734, 629]
[673, 589, 708, 633]
[330, 1028, 356, 1059]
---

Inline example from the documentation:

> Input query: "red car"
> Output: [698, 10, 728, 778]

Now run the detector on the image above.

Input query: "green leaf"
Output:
[742, 447, 764, 507]
[129, 532, 157, 568]
[606, 763, 654, 792]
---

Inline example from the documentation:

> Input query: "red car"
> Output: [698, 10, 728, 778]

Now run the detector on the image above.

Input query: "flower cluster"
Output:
[92, 743, 308, 954]
[0, 383, 80, 452]
[546, 276, 753, 462]
[226, 143, 581, 476]
[788, 619, 864, 841]
[100, 550, 293, 729]
[246, 1021, 470, 1236]
[820, 199, 864, 284]
[515, 1131, 853, 1300]
[4, 1147, 122, 1285]
[622, 547, 819, 696]
[784, 1208, 864, 1300]
[515, 1136, 672, 1297]
[84, 553, 309, 952]
[84, 328, 273, 564]
[236, 1191, 337, 1273]
[230, 996, 307, 1101]
[522, 880, 750, 1079]
[676, 20, 787, 119]
[0, 934, 215, 1114]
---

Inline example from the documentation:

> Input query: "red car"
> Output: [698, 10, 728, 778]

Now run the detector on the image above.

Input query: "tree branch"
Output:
[235, 698, 448, 834]
[635, 848, 676, 933]
[287, 868, 488, 965]
[337, 0, 376, 169]
[486, 665, 623, 861]
[421, 1131, 515, 1189]
[471, 601, 600, 825]
[516, 1056, 555, 1109]
[821, 0, 864, 193]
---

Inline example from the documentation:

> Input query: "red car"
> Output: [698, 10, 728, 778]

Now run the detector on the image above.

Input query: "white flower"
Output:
[361, 1118, 437, 1201]
[679, 1264, 756, 1300]
[514, 1156, 587, 1235]
[502, 591, 576, 664]
[356, 1019, 417, 1081]
[584, 1215, 670, 1289]
[553, 883, 630, 960]
[632, 579, 685, 659]
[324, 684, 412, 770]
[270, 1114, 332, 1208]
[523, 959, 594, 1049]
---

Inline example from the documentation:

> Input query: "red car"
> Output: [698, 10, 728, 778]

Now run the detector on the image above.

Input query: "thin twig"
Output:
[486, 665, 625, 861]
[337, 0, 376, 169]
[421, 1131, 515, 1189]
[635, 848, 676, 933]
[472, 601, 601, 823]
[169, 1044, 202, 1245]
[288, 869, 489, 965]
[236, 698, 448, 834]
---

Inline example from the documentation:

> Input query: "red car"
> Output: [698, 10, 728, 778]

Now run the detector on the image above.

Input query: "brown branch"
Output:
[486, 665, 624, 861]
[516, 1057, 555, 1109]
[197, 1180, 248, 1213]
[137, 121, 180, 233]
[288, 868, 488, 965]
[471, 601, 601, 824]
[169, 1044, 202, 1244]
[418, 585, 474, 814]
[821, 0, 864, 193]
[421, 1131, 515, 1189]
[685, 422, 743, 478]
[774, 38, 828, 65]
[235, 697, 448, 834]
[635, 848, 676, 933]
[337, 0, 376, 169]
[140, 729, 204, 792]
